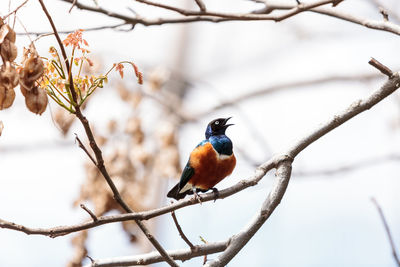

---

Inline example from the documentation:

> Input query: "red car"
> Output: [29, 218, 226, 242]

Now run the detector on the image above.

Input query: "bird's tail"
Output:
[167, 183, 190, 200]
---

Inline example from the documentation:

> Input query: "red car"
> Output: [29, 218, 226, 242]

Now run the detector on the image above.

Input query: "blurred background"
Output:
[0, 0, 399, 266]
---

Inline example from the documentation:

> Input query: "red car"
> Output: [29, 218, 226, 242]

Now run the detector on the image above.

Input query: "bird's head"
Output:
[205, 117, 234, 139]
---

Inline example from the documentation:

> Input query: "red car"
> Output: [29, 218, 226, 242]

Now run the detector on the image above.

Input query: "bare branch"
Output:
[2, 63, 397, 265]
[206, 64, 400, 266]
[194, 0, 206, 12]
[1, 0, 29, 20]
[80, 204, 98, 222]
[257, 1, 400, 36]
[84, 241, 229, 266]
[75, 134, 97, 165]
[287, 72, 399, 159]
[369, 57, 394, 77]
[171, 210, 195, 249]
[369, 0, 400, 23]
[371, 198, 400, 266]
[205, 160, 292, 267]
[308, 6, 400, 35]
[68, 0, 77, 13]
[379, 7, 389, 22]
[55, 0, 400, 36]
[16, 23, 130, 37]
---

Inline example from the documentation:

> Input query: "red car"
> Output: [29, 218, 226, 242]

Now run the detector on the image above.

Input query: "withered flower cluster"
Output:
[0, 20, 47, 114]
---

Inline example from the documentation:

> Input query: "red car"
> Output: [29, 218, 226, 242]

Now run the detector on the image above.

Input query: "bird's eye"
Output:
[215, 121, 220, 125]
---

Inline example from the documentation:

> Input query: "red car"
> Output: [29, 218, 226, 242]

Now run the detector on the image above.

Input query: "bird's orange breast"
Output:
[189, 142, 236, 190]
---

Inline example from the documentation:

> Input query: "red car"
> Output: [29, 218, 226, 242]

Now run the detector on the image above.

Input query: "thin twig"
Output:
[69, 0, 77, 13]
[1, 0, 30, 20]
[75, 134, 97, 165]
[194, 0, 206, 12]
[369, 57, 394, 77]
[84, 241, 229, 266]
[369, 0, 400, 23]
[171, 210, 195, 249]
[379, 7, 389, 21]
[371, 198, 400, 267]
[16, 23, 129, 37]
[199, 236, 208, 264]
[86, 255, 95, 264]
[80, 204, 98, 222]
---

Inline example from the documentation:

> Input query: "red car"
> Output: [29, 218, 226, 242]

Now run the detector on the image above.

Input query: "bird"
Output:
[167, 117, 236, 201]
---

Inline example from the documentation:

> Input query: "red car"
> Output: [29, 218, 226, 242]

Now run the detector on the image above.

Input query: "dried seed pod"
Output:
[0, 85, 15, 110]
[1, 39, 17, 62]
[5, 25, 16, 43]
[0, 62, 19, 89]
[23, 54, 44, 80]
[20, 83, 28, 97]
[0, 24, 10, 44]
[25, 86, 48, 115]
[0, 24, 16, 44]
[19, 68, 35, 89]
[19, 54, 44, 89]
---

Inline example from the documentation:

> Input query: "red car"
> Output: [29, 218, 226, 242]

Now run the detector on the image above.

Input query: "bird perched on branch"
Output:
[167, 117, 236, 201]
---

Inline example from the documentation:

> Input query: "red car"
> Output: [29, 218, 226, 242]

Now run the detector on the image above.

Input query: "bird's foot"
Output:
[193, 189, 202, 204]
[211, 188, 219, 202]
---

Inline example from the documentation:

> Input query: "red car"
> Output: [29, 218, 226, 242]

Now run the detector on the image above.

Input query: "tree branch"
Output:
[0, 156, 278, 237]
[171, 210, 195, 249]
[194, 0, 206, 12]
[2, 62, 397, 265]
[206, 63, 400, 266]
[80, 204, 98, 222]
[205, 160, 292, 267]
[75, 134, 96, 165]
[369, 57, 394, 77]
[1, 0, 30, 20]
[55, 0, 400, 36]
[83, 241, 229, 266]
[16, 23, 130, 37]
[371, 198, 400, 267]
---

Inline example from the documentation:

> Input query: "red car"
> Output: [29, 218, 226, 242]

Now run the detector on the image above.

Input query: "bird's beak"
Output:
[223, 117, 234, 128]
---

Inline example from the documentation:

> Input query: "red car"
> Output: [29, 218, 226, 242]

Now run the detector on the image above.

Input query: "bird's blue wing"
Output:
[178, 161, 195, 190]
[178, 140, 208, 189]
